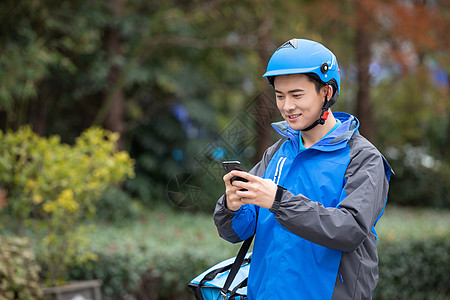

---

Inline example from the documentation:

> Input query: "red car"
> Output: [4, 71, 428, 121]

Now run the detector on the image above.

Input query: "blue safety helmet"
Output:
[263, 38, 341, 130]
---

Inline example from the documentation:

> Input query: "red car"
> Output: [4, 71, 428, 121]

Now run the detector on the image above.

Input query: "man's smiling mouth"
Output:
[288, 114, 301, 120]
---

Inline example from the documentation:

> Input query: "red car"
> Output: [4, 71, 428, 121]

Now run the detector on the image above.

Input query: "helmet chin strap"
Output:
[302, 91, 332, 132]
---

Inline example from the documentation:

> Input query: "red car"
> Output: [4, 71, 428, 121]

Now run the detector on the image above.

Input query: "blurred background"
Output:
[0, 0, 449, 299]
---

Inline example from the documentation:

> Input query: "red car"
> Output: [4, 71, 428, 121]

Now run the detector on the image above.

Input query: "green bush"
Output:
[66, 207, 239, 299]
[71, 236, 449, 300]
[95, 186, 141, 223]
[0, 235, 42, 300]
[0, 126, 135, 286]
[374, 237, 450, 300]
[61, 207, 449, 300]
[68, 250, 147, 300]
[68, 242, 236, 300]
[387, 154, 450, 209]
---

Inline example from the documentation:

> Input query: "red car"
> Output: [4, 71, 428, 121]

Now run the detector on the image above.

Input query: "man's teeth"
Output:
[289, 114, 300, 119]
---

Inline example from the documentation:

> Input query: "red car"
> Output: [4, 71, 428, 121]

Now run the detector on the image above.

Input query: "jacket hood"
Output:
[271, 112, 360, 152]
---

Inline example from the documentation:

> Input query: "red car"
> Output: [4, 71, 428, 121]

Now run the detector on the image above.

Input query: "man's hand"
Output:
[223, 171, 245, 211]
[223, 170, 278, 211]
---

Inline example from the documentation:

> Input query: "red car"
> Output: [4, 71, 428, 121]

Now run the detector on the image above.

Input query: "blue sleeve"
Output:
[213, 194, 257, 243]
[232, 204, 257, 241]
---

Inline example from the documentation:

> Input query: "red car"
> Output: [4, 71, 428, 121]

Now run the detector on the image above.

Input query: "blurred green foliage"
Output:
[95, 185, 141, 224]
[389, 155, 450, 208]
[0, 0, 448, 211]
[375, 237, 450, 300]
[69, 206, 241, 299]
[0, 0, 448, 297]
[0, 126, 134, 219]
[0, 236, 42, 300]
[0, 126, 135, 286]
[374, 72, 450, 208]
[62, 206, 450, 299]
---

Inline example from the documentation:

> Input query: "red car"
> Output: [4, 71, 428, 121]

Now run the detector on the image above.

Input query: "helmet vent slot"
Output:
[277, 38, 298, 50]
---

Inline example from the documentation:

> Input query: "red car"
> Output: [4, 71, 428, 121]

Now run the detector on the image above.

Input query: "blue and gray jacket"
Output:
[214, 112, 393, 299]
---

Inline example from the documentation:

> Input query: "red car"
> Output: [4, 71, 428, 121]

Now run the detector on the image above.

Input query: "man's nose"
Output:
[283, 97, 296, 111]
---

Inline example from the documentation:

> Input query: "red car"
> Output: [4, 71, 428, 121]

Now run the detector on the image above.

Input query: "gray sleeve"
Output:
[269, 135, 390, 252]
[213, 139, 285, 243]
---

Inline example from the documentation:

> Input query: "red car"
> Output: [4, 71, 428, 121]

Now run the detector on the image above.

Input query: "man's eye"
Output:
[293, 94, 303, 98]
[276, 95, 284, 100]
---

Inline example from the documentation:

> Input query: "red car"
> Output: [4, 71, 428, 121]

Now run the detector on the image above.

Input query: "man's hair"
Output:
[269, 73, 333, 95]
[305, 73, 327, 94]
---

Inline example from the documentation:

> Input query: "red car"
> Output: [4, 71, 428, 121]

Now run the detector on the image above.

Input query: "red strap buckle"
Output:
[322, 111, 329, 120]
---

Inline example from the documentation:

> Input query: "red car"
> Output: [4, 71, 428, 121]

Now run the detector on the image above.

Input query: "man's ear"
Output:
[324, 85, 333, 101]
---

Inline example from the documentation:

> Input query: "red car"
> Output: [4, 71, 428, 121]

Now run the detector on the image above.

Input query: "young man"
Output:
[213, 38, 393, 299]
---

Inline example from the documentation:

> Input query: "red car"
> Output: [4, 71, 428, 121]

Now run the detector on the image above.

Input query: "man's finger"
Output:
[232, 179, 250, 189]
[230, 170, 255, 181]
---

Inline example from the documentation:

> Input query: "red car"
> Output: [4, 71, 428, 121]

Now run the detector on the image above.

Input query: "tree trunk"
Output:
[252, 86, 278, 161]
[30, 89, 47, 136]
[102, 0, 126, 150]
[354, 0, 375, 142]
[253, 9, 278, 162]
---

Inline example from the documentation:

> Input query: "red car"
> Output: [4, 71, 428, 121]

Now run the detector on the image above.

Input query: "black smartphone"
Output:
[222, 161, 249, 185]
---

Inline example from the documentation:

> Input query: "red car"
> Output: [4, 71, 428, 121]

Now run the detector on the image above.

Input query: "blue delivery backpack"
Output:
[188, 236, 253, 300]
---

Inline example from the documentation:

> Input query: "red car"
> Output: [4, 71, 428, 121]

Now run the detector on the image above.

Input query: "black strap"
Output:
[230, 277, 248, 295]
[197, 256, 251, 286]
[220, 235, 254, 298]
[302, 91, 333, 131]
[275, 185, 285, 202]
[199, 263, 233, 285]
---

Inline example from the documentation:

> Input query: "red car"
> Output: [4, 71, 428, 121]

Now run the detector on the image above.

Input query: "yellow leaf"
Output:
[32, 194, 43, 205]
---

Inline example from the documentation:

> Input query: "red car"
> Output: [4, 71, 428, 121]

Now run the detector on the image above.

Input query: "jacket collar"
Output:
[271, 112, 360, 152]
